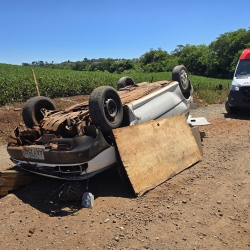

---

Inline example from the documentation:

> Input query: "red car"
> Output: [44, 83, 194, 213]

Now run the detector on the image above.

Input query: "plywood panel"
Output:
[113, 114, 201, 196]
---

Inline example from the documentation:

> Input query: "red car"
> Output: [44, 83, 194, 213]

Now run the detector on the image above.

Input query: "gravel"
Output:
[190, 103, 226, 121]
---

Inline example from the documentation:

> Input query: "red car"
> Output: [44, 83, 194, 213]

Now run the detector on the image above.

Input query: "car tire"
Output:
[172, 65, 191, 93]
[225, 99, 240, 114]
[22, 96, 56, 128]
[89, 86, 123, 132]
[117, 76, 135, 90]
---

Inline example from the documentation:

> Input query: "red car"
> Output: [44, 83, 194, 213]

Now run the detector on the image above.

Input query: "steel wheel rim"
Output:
[180, 69, 188, 89]
[104, 98, 118, 120]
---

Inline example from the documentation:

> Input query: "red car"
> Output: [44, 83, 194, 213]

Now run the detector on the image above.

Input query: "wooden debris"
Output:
[113, 114, 202, 196]
[0, 169, 39, 196]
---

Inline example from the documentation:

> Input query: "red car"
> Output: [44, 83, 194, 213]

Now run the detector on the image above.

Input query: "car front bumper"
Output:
[227, 89, 250, 108]
[7, 132, 117, 180]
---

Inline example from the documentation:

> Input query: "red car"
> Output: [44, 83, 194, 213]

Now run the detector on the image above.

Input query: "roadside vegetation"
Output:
[0, 64, 230, 106]
[1, 27, 249, 106]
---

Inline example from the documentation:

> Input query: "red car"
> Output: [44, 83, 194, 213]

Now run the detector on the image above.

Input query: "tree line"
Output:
[22, 28, 250, 79]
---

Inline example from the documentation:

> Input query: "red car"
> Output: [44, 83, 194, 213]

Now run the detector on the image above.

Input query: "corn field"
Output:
[0, 64, 231, 106]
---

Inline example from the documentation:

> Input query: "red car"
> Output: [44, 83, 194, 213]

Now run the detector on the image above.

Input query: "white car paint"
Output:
[126, 82, 194, 125]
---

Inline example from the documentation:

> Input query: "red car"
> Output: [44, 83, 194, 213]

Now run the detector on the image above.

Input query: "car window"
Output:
[235, 59, 250, 77]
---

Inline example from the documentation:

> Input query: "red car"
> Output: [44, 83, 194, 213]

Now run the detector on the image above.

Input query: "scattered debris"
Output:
[82, 191, 94, 208]
[188, 116, 210, 126]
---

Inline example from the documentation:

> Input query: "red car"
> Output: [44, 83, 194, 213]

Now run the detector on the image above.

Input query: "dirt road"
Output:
[1, 104, 250, 249]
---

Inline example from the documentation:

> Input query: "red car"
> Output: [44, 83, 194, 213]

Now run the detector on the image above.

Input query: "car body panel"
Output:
[12, 147, 117, 180]
[227, 48, 250, 109]
[125, 82, 192, 125]
[8, 130, 110, 164]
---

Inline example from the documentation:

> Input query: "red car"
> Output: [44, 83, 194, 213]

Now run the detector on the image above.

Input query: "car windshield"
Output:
[235, 59, 250, 77]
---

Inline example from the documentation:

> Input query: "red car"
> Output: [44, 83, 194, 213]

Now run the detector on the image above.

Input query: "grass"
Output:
[0, 64, 232, 106]
[189, 75, 230, 104]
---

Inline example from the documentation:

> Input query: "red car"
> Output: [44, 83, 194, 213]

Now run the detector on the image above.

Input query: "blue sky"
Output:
[1, 0, 249, 65]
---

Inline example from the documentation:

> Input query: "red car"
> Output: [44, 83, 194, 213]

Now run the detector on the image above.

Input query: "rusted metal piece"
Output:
[42, 110, 89, 131]
[118, 81, 170, 104]
[65, 80, 173, 111]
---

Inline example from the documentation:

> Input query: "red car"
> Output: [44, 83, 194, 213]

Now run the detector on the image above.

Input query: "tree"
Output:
[209, 28, 250, 78]
[38, 61, 44, 67]
[140, 48, 170, 72]
[140, 48, 168, 65]
[171, 45, 184, 56]
[178, 44, 210, 76]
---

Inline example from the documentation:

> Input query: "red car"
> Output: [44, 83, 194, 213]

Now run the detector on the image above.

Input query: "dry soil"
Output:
[0, 99, 250, 250]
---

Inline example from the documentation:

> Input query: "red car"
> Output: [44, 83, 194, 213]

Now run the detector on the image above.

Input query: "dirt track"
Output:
[1, 103, 250, 249]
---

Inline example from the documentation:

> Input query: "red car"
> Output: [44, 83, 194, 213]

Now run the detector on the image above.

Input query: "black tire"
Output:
[22, 96, 56, 128]
[89, 86, 123, 132]
[172, 65, 191, 93]
[117, 76, 135, 90]
[225, 99, 240, 114]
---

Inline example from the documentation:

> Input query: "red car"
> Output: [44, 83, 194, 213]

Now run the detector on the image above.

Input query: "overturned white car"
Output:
[7, 65, 196, 180]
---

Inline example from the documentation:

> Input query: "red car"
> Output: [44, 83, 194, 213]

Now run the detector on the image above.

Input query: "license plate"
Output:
[23, 146, 45, 160]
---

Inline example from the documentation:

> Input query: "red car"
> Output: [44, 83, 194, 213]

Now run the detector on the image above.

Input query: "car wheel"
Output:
[22, 96, 56, 128]
[117, 76, 135, 90]
[172, 65, 191, 93]
[89, 86, 123, 132]
[225, 99, 240, 114]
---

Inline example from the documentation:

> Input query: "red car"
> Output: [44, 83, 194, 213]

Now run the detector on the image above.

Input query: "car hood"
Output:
[233, 76, 250, 86]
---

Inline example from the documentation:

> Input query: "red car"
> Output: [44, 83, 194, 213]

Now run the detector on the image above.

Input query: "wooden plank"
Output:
[0, 186, 21, 191]
[0, 190, 8, 196]
[113, 114, 202, 196]
[0, 170, 39, 196]
[0, 177, 37, 186]
[0, 170, 35, 178]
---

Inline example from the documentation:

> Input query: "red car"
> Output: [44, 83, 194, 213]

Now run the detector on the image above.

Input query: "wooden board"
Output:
[0, 170, 39, 196]
[0, 190, 8, 196]
[0, 186, 22, 191]
[0, 170, 35, 178]
[0, 177, 38, 186]
[113, 114, 201, 196]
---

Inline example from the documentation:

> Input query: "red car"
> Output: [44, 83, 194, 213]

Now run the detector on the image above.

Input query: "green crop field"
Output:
[0, 64, 231, 106]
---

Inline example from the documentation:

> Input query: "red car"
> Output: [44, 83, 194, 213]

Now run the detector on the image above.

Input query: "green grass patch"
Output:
[0, 64, 232, 106]
[189, 75, 231, 104]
